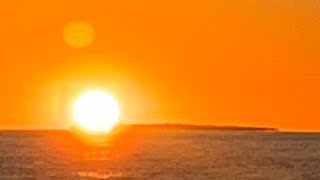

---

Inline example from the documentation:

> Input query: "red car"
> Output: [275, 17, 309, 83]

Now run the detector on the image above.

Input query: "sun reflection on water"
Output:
[75, 171, 122, 179]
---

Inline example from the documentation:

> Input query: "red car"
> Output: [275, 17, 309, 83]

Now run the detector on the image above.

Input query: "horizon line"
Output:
[1, 123, 320, 133]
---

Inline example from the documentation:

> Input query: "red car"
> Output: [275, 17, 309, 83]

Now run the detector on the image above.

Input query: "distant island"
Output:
[0, 123, 278, 133]
[120, 123, 278, 132]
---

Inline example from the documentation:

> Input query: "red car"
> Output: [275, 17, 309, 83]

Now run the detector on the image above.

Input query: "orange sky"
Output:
[0, 0, 320, 130]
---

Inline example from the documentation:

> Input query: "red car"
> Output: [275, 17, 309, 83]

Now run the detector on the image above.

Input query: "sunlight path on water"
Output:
[1, 130, 320, 179]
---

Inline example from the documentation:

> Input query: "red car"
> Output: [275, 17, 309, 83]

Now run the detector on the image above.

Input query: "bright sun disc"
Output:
[72, 90, 120, 133]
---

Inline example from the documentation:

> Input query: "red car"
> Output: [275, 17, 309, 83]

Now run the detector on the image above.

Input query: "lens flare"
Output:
[63, 21, 95, 48]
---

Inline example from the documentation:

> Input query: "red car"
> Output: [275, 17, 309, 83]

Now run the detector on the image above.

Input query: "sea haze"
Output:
[0, 129, 319, 179]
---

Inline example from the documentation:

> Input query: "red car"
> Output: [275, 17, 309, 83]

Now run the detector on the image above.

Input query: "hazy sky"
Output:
[0, 0, 320, 130]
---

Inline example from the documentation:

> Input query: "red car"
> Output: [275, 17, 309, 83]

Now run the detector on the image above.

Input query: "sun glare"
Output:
[72, 90, 120, 133]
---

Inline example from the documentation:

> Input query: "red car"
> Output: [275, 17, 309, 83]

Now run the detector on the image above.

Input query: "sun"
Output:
[72, 89, 120, 133]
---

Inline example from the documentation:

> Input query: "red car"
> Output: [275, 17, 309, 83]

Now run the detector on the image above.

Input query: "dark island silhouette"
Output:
[0, 124, 278, 132]
[0, 124, 278, 146]
[119, 123, 278, 132]
[66, 123, 278, 142]
[65, 123, 279, 145]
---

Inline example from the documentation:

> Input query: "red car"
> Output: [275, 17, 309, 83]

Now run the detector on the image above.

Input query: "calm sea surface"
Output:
[0, 130, 320, 179]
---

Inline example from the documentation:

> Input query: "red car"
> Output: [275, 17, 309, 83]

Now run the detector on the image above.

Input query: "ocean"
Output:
[0, 130, 319, 179]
